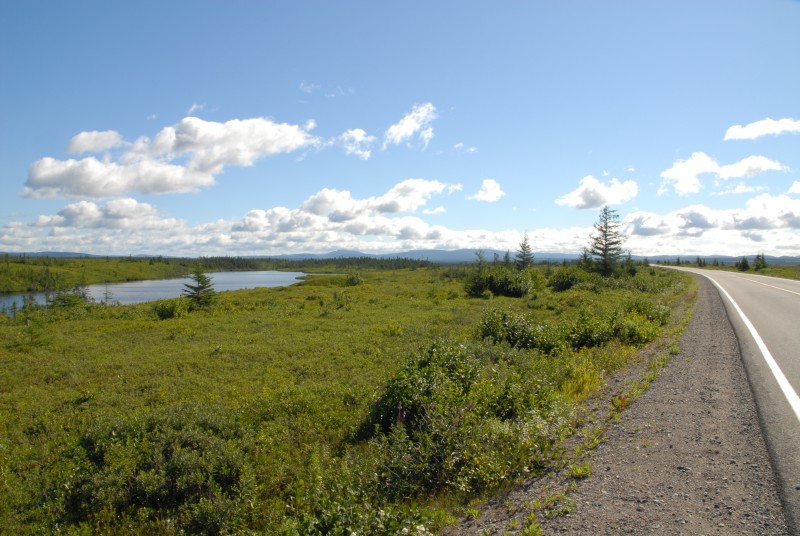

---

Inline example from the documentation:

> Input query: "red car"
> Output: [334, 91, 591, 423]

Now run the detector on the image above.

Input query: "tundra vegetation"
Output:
[0, 251, 694, 534]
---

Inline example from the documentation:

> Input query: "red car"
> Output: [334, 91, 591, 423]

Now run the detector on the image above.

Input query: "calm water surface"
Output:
[0, 270, 305, 312]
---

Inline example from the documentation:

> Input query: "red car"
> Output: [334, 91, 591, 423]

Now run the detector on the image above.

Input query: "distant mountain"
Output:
[268, 249, 583, 263]
[0, 251, 98, 258]
[3, 250, 798, 265]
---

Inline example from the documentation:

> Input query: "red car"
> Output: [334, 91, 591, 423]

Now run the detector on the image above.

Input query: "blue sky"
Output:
[2, 1, 799, 257]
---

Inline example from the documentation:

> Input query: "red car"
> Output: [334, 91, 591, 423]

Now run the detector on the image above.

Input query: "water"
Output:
[0, 270, 305, 312]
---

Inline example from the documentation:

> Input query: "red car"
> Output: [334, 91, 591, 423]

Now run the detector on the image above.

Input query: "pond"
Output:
[0, 270, 306, 313]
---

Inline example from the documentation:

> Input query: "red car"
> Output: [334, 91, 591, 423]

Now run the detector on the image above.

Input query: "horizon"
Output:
[2, 2, 799, 258]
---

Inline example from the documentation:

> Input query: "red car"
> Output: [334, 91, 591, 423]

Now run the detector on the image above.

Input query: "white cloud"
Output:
[717, 155, 784, 180]
[555, 175, 638, 209]
[299, 81, 320, 94]
[659, 152, 786, 196]
[712, 182, 765, 196]
[454, 142, 477, 153]
[626, 194, 800, 255]
[423, 206, 446, 215]
[724, 117, 800, 140]
[383, 103, 437, 149]
[468, 179, 505, 202]
[8, 189, 800, 257]
[788, 181, 800, 195]
[338, 129, 375, 160]
[24, 156, 215, 198]
[67, 130, 125, 154]
[32, 198, 178, 230]
[658, 152, 718, 196]
[24, 116, 318, 199]
[302, 179, 455, 221]
[187, 103, 206, 115]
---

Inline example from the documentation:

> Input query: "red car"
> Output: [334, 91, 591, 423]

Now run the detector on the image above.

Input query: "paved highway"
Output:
[667, 267, 800, 532]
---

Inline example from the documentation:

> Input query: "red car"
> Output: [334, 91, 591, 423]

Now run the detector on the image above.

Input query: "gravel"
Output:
[447, 275, 790, 535]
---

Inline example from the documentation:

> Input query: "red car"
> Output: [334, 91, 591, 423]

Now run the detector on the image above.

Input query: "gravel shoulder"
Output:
[448, 275, 789, 535]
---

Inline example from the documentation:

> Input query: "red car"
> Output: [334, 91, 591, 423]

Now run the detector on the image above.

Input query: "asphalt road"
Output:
[667, 267, 800, 533]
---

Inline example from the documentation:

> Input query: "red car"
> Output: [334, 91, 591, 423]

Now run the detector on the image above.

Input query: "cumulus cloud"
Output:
[303, 179, 456, 221]
[32, 198, 178, 230]
[383, 103, 437, 149]
[24, 156, 216, 198]
[788, 181, 800, 195]
[468, 179, 505, 202]
[423, 206, 446, 215]
[658, 152, 785, 196]
[24, 116, 318, 199]
[67, 130, 126, 154]
[658, 152, 718, 196]
[713, 182, 765, 196]
[717, 155, 784, 180]
[555, 175, 638, 209]
[338, 128, 376, 160]
[724, 117, 800, 140]
[627, 195, 800, 248]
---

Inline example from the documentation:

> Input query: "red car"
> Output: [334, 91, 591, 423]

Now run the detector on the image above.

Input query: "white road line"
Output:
[705, 274, 800, 423]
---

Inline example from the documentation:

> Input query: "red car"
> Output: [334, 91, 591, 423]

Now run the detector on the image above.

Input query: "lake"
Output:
[0, 270, 306, 313]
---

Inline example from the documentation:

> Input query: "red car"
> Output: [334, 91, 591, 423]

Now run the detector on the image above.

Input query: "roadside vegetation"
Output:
[0, 209, 697, 534]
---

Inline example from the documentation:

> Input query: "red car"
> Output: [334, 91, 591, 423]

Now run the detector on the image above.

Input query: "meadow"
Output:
[0, 259, 695, 534]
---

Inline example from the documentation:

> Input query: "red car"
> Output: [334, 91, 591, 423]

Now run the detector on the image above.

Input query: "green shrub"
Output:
[58, 404, 255, 534]
[567, 309, 612, 349]
[152, 297, 189, 319]
[548, 267, 585, 292]
[611, 311, 660, 346]
[624, 297, 670, 326]
[362, 340, 570, 497]
[465, 267, 534, 298]
[345, 272, 364, 286]
[477, 309, 564, 354]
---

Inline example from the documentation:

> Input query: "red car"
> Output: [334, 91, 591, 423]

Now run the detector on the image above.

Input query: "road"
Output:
[667, 267, 800, 533]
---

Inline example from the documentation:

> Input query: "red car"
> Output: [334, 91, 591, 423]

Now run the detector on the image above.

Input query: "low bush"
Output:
[152, 297, 189, 319]
[547, 267, 585, 292]
[362, 340, 571, 498]
[465, 267, 539, 298]
[57, 404, 256, 534]
[477, 309, 564, 354]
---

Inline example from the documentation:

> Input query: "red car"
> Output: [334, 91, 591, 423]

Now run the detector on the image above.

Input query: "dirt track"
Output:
[450, 275, 790, 535]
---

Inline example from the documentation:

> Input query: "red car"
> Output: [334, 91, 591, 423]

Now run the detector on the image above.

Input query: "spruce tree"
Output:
[182, 266, 216, 309]
[588, 206, 626, 276]
[515, 232, 534, 270]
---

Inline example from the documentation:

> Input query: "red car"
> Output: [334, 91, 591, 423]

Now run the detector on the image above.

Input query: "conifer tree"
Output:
[588, 206, 626, 276]
[182, 266, 216, 309]
[515, 232, 534, 270]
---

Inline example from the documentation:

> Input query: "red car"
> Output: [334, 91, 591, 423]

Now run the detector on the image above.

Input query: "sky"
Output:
[2, 1, 800, 258]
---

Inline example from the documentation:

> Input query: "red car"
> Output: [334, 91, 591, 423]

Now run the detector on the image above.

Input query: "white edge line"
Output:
[705, 274, 800, 423]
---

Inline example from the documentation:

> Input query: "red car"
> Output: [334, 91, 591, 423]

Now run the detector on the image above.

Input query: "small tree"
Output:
[515, 232, 534, 270]
[588, 206, 626, 276]
[753, 253, 768, 271]
[736, 257, 750, 272]
[182, 267, 216, 309]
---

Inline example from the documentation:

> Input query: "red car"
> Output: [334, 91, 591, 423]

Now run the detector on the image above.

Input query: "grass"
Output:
[0, 261, 693, 533]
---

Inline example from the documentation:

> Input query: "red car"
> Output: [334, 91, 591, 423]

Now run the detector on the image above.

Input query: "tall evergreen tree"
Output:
[515, 232, 534, 270]
[588, 206, 626, 276]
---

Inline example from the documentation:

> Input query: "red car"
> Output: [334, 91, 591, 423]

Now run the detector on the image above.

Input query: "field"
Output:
[0, 260, 695, 534]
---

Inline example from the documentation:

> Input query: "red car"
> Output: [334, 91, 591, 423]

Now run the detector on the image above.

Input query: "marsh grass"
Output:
[0, 263, 692, 533]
